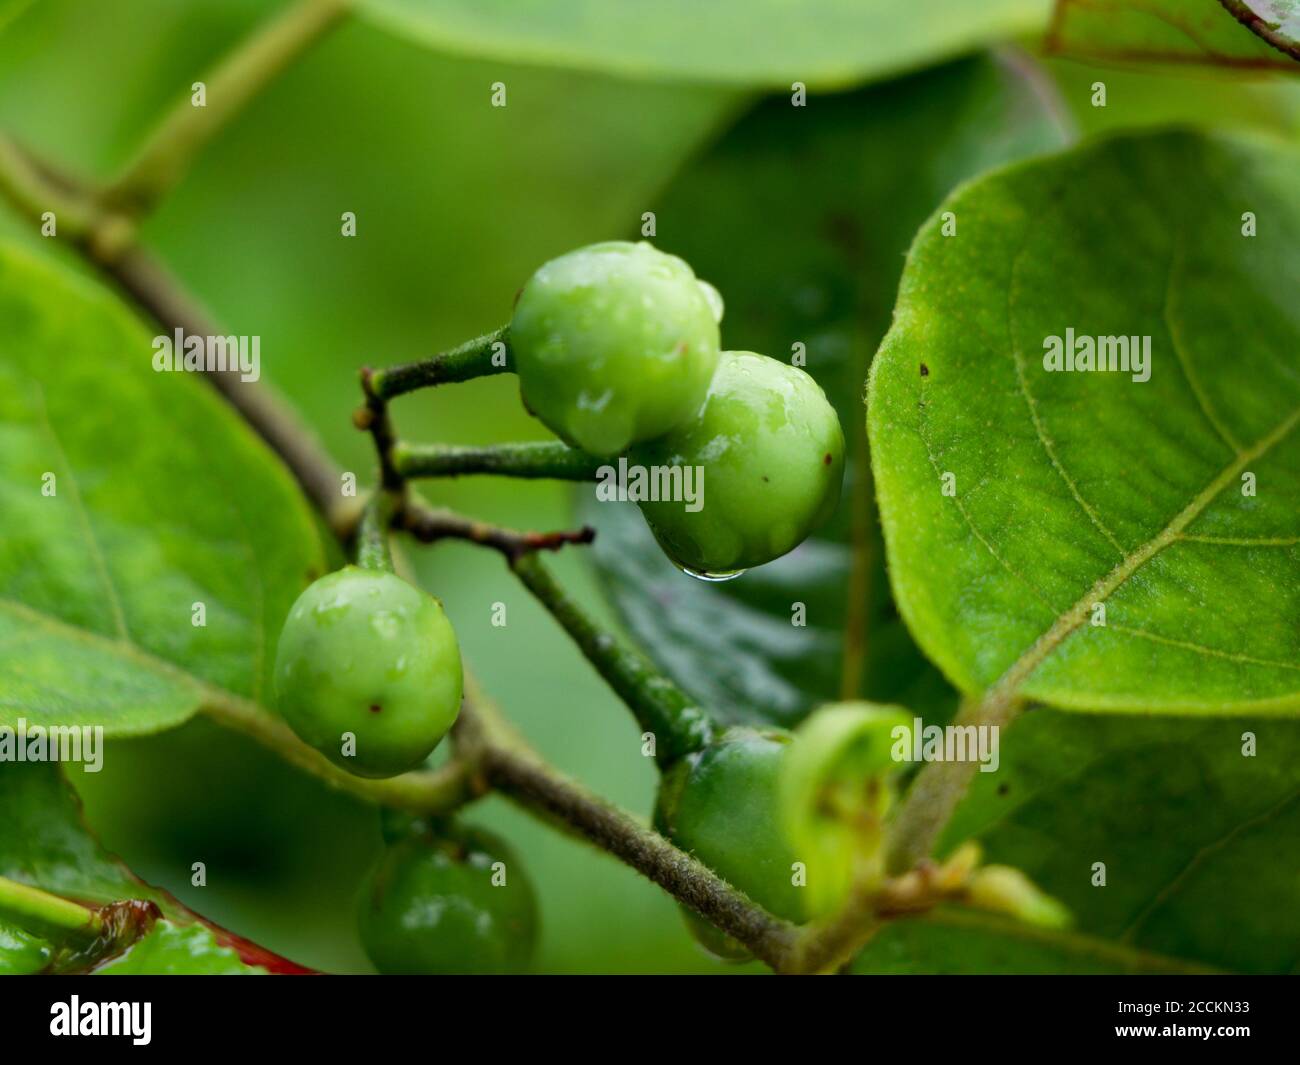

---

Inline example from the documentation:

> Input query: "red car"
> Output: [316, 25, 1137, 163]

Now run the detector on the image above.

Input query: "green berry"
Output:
[510, 240, 722, 457]
[273, 566, 462, 778]
[358, 824, 538, 975]
[655, 726, 849, 960]
[631, 351, 844, 576]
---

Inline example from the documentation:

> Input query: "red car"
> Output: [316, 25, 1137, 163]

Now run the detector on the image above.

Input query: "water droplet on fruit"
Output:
[675, 563, 746, 583]
[370, 611, 400, 639]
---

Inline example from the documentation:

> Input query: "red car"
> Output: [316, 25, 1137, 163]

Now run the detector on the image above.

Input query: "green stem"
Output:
[393, 440, 605, 481]
[0, 132, 98, 238]
[104, 0, 351, 215]
[0, 875, 102, 939]
[356, 491, 399, 572]
[368, 327, 512, 400]
[509, 553, 714, 766]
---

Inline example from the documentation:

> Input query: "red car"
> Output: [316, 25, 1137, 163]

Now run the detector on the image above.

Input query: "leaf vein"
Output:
[29, 381, 130, 642]
[1008, 233, 1127, 557]
[916, 386, 1063, 619]
[990, 403, 1300, 701]
[1163, 232, 1243, 455]
[1108, 622, 1300, 674]
[1179, 533, 1300, 547]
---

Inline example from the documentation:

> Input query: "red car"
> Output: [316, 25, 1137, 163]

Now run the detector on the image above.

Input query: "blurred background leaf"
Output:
[354, 0, 1054, 89]
[935, 712, 1300, 974]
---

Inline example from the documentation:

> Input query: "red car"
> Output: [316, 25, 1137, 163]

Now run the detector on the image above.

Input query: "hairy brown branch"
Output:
[453, 686, 798, 969]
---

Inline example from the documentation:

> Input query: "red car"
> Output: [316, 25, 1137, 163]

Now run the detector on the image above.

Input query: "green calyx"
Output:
[510, 240, 722, 457]
[632, 350, 845, 576]
[273, 566, 463, 778]
[358, 822, 538, 975]
[780, 701, 913, 914]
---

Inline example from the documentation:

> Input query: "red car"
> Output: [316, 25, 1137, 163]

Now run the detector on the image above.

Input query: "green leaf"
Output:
[0, 917, 51, 974]
[869, 130, 1300, 715]
[0, 241, 326, 735]
[935, 711, 1300, 973]
[93, 919, 265, 975]
[354, 0, 1053, 89]
[582, 55, 1070, 727]
[1048, 0, 1300, 69]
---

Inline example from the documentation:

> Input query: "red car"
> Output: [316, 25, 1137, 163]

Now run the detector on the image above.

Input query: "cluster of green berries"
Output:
[512, 240, 845, 575]
[268, 240, 855, 970]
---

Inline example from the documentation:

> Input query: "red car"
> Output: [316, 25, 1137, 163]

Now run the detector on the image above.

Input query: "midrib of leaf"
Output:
[983, 402, 1300, 711]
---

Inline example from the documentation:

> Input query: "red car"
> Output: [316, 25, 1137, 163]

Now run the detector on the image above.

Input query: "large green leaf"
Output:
[0, 241, 326, 735]
[355, 0, 1052, 89]
[1047, 0, 1300, 69]
[929, 711, 1300, 974]
[582, 55, 1070, 727]
[0, 762, 269, 973]
[868, 130, 1300, 714]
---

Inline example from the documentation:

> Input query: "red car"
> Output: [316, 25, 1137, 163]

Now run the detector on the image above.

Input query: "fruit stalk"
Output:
[367, 327, 512, 400]
[356, 490, 399, 572]
[509, 553, 714, 766]
[392, 440, 605, 481]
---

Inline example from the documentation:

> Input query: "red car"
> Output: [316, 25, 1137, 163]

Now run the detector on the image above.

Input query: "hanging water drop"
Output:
[675, 562, 746, 583]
